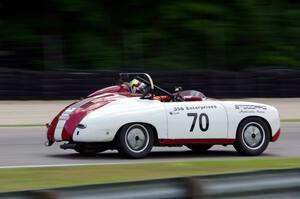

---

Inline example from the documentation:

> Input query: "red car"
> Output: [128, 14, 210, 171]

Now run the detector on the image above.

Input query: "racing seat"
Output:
[153, 95, 172, 102]
[177, 90, 205, 101]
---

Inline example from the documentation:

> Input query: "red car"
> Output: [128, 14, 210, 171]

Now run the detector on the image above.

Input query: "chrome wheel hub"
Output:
[242, 122, 265, 149]
[125, 125, 149, 153]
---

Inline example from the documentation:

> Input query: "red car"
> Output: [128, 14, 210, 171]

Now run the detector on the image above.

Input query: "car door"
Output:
[164, 100, 228, 139]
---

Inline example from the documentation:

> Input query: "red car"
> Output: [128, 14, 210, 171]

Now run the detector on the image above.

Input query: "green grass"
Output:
[0, 124, 44, 128]
[1, 157, 300, 192]
[281, 119, 300, 123]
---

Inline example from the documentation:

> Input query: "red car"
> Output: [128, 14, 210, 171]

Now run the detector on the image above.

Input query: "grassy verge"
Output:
[1, 157, 300, 192]
[281, 119, 300, 123]
[0, 124, 44, 128]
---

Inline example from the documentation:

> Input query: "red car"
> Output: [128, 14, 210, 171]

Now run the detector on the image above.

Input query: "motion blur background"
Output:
[1, 2, 300, 198]
[1, 0, 300, 99]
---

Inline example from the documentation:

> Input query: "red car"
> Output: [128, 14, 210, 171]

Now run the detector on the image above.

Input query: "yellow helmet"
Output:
[129, 79, 145, 94]
[129, 79, 140, 88]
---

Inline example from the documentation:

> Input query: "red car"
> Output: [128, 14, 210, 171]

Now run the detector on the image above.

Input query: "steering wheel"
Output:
[135, 76, 183, 101]
[135, 77, 152, 99]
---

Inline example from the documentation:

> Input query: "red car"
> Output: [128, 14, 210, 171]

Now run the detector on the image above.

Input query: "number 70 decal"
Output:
[187, 113, 209, 132]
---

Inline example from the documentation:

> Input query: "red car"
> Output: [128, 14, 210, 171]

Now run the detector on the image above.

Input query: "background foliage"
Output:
[1, 0, 300, 70]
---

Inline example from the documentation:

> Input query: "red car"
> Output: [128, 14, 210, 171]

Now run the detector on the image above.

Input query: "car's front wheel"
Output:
[234, 117, 270, 156]
[117, 123, 154, 159]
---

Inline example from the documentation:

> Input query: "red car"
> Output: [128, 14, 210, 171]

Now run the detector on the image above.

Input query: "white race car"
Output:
[46, 73, 280, 158]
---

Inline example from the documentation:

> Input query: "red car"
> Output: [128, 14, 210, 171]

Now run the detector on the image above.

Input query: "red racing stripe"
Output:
[271, 129, 280, 142]
[61, 101, 110, 141]
[47, 103, 75, 141]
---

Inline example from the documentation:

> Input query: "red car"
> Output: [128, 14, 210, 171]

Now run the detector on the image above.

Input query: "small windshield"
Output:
[176, 90, 206, 101]
[178, 90, 206, 98]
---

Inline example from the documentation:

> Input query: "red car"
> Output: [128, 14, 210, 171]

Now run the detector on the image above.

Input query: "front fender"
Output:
[220, 101, 280, 139]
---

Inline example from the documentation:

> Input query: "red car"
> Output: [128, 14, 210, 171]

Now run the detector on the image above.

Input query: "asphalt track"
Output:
[0, 123, 299, 168]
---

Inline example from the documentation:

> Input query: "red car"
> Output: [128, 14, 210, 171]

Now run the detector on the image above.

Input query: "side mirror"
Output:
[174, 86, 183, 92]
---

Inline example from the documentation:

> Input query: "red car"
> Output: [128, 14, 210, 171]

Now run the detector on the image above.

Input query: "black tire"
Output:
[74, 143, 107, 155]
[117, 123, 154, 159]
[234, 117, 270, 156]
[187, 144, 213, 153]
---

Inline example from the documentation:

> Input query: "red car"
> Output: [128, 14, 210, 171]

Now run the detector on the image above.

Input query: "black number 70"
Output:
[187, 113, 209, 132]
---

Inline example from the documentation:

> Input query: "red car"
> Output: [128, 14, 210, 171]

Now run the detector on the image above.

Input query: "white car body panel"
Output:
[70, 97, 280, 143]
[72, 98, 167, 142]
[164, 101, 228, 139]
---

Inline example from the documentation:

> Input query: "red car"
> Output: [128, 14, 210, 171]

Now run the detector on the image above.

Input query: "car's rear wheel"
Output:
[234, 117, 270, 156]
[117, 123, 154, 159]
[186, 144, 213, 153]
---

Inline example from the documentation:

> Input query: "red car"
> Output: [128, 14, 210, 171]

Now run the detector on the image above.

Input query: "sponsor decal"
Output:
[173, 105, 217, 112]
[235, 104, 267, 114]
[185, 105, 217, 111]
[170, 105, 217, 115]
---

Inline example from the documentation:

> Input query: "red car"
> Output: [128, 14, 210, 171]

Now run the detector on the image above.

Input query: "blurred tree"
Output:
[0, 0, 300, 70]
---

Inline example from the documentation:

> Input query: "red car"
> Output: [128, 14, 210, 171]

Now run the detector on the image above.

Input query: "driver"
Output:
[129, 78, 172, 102]
[129, 79, 146, 94]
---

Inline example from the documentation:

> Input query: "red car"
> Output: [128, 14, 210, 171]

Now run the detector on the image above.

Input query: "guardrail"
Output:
[1, 68, 300, 99]
[1, 168, 300, 199]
